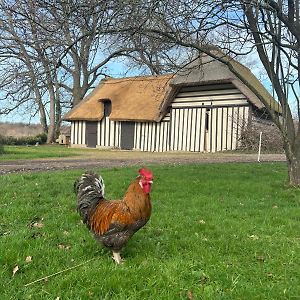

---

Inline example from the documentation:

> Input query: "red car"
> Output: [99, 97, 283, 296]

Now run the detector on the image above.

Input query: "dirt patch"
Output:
[0, 151, 286, 175]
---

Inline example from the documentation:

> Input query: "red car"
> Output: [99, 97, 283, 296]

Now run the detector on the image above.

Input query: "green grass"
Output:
[0, 145, 96, 160]
[0, 163, 299, 299]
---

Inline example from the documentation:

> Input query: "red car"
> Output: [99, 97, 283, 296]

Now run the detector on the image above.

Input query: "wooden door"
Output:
[86, 121, 97, 148]
[121, 122, 135, 150]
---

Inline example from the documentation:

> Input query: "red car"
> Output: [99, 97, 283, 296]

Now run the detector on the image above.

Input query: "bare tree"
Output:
[48, 0, 138, 106]
[0, 0, 50, 134]
[0, 0, 139, 142]
[115, 0, 300, 186]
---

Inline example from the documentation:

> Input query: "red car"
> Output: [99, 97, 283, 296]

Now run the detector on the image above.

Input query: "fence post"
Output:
[258, 131, 262, 162]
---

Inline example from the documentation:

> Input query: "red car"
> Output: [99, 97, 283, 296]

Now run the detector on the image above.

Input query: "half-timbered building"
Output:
[63, 52, 279, 152]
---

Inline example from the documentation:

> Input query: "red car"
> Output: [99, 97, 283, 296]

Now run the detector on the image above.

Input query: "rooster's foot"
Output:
[112, 251, 124, 264]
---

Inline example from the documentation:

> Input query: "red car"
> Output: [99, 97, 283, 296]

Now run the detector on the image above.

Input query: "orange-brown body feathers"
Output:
[74, 169, 153, 263]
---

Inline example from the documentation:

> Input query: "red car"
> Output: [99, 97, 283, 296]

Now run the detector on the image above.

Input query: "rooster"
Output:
[74, 168, 153, 264]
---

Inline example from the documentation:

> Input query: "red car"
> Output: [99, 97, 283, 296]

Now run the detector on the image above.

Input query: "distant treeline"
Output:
[0, 122, 70, 138]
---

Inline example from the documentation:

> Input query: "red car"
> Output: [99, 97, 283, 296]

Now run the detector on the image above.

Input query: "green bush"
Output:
[1, 132, 48, 146]
[35, 132, 47, 143]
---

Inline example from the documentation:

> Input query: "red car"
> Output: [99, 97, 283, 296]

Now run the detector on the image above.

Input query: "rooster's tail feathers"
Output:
[75, 172, 105, 223]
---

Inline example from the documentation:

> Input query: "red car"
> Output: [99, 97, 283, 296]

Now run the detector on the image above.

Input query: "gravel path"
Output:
[0, 152, 286, 175]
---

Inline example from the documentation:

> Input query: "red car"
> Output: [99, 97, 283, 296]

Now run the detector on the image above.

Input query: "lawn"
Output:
[0, 163, 299, 299]
[0, 145, 99, 161]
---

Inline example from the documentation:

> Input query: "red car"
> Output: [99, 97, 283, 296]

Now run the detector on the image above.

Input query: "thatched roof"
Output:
[64, 52, 280, 122]
[63, 75, 174, 122]
[166, 51, 281, 112]
[169, 50, 280, 113]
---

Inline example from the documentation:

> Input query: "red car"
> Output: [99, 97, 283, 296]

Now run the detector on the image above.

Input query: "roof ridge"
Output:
[102, 73, 174, 83]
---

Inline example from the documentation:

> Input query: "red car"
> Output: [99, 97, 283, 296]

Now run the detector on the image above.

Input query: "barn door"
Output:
[121, 122, 135, 150]
[86, 121, 97, 148]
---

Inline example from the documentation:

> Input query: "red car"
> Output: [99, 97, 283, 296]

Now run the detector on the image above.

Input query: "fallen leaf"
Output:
[199, 273, 209, 284]
[28, 216, 44, 228]
[187, 290, 193, 300]
[25, 256, 32, 263]
[256, 255, 265, 262]
[30, 232, 43, 239]
[58, 244, 71, 250]
[12, 265, 19, 276]
[33, 222, 44, 228]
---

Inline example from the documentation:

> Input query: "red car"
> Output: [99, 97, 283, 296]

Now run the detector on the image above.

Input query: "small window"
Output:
[103, 100, 112, 117]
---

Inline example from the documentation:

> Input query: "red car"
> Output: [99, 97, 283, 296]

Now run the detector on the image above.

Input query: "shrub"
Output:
[238, 122, 284, 153]
[1, 133, 48, 146]
[35, 132, 47, 144]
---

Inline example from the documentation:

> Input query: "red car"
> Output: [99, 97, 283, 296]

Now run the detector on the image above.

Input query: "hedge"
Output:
[1, 133, 47, 146]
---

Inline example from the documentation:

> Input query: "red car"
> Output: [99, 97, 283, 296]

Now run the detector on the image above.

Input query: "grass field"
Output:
[0, 145, 98, 161]
[0, 163, 299, 299]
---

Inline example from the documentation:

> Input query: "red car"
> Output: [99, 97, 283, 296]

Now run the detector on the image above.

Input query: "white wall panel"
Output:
[71, 122, 75, 145]
[82, 122, 86, 145]
[134, 121, 170, 152]
[96, 118, 121, 148]
[74, 121, 78, 144]
[78, 122, 82, 144]
[169, 104, 249, 153]
[71, 121, 86, 145]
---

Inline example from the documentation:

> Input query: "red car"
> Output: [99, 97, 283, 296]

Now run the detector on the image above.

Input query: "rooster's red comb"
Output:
[138, 168, 153, 179]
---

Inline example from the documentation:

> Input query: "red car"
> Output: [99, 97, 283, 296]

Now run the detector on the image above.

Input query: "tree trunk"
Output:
[72, 60, 82, 106]
[72, 89, 82, 106]
[35, 88, 48, 133]
[46, 83, 56, 144]
[47, 124, 56, 144]
[285, 145, 300, 187]
[54, 78, 62, 139]
[39, 105, 48, 133]
[72, 78, 85, 107]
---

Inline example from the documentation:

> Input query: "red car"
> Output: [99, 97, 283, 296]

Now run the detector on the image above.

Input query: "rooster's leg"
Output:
[112, 251, 123, 264]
